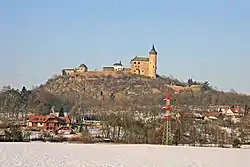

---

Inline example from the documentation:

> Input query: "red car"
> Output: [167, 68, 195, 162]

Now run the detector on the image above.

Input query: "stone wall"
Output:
[70, 70, 132, 78]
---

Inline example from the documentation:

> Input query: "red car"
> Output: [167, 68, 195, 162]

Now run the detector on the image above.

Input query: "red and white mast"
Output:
[162, 90, 172, 145]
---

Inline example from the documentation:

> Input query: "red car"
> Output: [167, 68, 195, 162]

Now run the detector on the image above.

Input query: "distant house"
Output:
[222, 108, 238, 116]
[113, 61, 124, 71]
[26, 115, 71, 132]
[62, 64, 88, 76]
[203, 112, 222, 121]
[102, 61, 124, 72]
[180, 112, 203, 120]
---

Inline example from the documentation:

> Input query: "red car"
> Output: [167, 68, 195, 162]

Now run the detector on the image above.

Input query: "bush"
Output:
[232, 138, 241, 148]
[5, 124, 24, 142]
[68, 132, 94, 143]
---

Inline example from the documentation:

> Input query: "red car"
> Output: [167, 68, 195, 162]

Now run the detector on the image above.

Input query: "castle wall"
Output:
[130, 61, 149, 76]
[66, 70, 132, 78]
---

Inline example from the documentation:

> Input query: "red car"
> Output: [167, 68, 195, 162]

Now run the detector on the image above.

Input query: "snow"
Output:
[0, 143, 249, 167]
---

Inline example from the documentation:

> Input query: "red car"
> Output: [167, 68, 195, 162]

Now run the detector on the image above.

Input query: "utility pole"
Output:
[162, 90, 172, 145]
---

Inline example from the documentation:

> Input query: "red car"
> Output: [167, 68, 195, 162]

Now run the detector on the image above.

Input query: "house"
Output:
[113, 61, 124, 71]
[62, 64, 88, 75]
[222, 108, 237, 116]
[26, 115, 71, 132]
[83, 120, 102, 126]
[203, 112, 222, 121]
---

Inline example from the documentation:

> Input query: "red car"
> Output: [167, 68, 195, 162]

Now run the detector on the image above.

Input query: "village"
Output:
[0, 103, 245, 145]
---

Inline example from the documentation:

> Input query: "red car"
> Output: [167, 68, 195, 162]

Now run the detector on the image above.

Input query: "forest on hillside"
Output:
[1, 74, 250, 145]
[0, 74, 249, 119]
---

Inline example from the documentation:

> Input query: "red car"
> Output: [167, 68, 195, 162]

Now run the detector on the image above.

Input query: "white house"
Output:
[223, 108, 238, 116]
[113, 61, 124, 71]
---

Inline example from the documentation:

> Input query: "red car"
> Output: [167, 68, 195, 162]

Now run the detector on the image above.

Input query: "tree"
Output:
[5, 124, 23, 142]
[58, 107, 64, 117]
[187, 79, 193, 87]
[232, 138, 241, 148]
[1, 85, 11, 92]
[173, 129, 181, 145]
[201, 81, 212, 92]
[229, 88, 237, 94]
[244, 105, 249, 116]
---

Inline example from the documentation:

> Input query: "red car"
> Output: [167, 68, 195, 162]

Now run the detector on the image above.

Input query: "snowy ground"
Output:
[0, 143, 249, 167]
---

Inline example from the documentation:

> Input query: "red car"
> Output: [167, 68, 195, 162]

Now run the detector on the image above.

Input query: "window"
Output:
[138, 62, 140, 64]
[138, 66, 140, 68]
[142, 70, 144, 72]
[153, 66, 154, 68]
[134, 70, 136, 72]
[134, 62, 136, 64]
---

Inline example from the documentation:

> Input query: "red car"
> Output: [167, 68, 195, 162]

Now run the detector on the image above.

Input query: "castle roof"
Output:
[130, 56, 149, 63]
[79, 64, 87, 68]
[113, 61, 123, 66]
[149, 44, 157, 55]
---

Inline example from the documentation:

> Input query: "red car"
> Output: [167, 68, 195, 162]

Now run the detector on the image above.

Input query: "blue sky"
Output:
[0, 0, 250, 93]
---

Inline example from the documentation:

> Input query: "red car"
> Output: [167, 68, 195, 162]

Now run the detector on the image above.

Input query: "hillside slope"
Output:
[1, 74, 250, 117]
[1, 74, 250, 144]
[43, 74, 250, 113]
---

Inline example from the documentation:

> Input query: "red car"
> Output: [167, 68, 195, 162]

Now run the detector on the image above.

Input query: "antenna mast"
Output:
[162, 90, 172, 145]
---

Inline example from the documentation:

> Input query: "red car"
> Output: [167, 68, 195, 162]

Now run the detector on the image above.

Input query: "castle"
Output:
[62, 45, 158, 78]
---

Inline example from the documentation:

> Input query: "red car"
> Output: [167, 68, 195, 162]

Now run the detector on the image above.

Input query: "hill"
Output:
[1, 73, 250, 117]
[1, 73, 250, 145]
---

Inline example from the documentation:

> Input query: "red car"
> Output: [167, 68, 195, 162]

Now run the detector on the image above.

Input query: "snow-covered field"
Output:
[0, 143, 249, 167]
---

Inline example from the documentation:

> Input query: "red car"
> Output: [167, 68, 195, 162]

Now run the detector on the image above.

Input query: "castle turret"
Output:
[148, 44, 157, 78]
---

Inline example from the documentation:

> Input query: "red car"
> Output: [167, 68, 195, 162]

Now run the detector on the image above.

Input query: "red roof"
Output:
[230, 108, 238, 113]
[27, 115, 71, 124]
[204, 112, 221, 117]
[27, 115, 57, 123]
[27, 115, 48, 123]
[59, 116, 71, 124]
[180, 112, 194, 117]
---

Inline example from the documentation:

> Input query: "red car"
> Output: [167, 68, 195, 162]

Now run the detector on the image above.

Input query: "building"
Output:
[130, 44, 157, 78]
[61, 45, 158, 78]
[26, 115, 71, 132]
[62, 64, 88, 75]
[113, 61, 124, 71]
[103, 61, 124, 71]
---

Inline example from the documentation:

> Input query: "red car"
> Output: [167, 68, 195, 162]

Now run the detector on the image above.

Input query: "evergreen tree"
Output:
[59, 107, 64, 117]
[187, 79, 193, 87]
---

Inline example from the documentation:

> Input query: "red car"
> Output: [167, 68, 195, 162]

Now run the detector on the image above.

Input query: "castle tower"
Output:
[148, 44, 157, 78]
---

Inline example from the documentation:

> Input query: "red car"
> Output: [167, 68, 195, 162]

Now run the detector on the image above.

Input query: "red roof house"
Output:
[26, 115, 71, 132]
